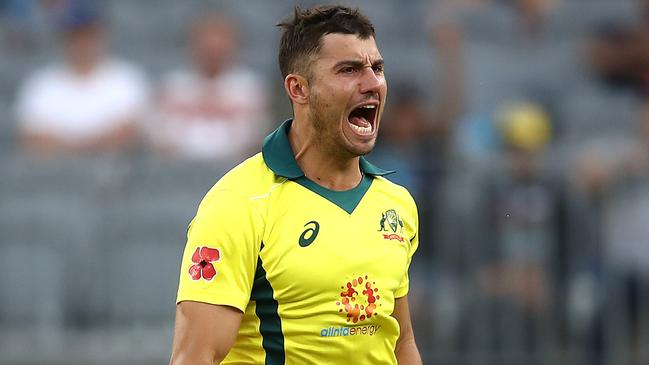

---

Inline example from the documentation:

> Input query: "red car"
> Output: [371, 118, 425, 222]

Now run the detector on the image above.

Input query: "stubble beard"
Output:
[309, 92, 374, 159]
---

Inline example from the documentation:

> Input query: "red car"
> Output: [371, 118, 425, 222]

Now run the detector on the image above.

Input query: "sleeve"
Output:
[176, 189, 264, 312]
[394, 194, 419, 298]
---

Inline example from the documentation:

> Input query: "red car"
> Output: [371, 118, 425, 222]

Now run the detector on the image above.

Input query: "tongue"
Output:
[349, 116, 370, 128]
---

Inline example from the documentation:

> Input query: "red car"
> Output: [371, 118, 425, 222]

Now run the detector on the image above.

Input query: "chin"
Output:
[346, 139, 376, 157]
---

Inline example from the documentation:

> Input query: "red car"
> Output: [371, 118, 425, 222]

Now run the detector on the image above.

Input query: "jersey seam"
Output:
[209, 184, 281, 228]
[249, 178, 288, 201]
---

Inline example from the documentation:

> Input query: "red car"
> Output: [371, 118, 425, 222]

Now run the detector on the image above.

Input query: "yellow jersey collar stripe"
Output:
[262, 119, 395, 179]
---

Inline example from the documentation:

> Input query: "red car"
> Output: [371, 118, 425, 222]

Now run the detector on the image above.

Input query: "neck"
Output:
[288, 117, 363, 191]
[69, 59, 99, 76]
[199, 66, 222, 79]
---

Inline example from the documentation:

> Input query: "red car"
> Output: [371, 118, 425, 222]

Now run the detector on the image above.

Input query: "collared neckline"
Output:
[261, 119, 394, 214]
[262, 119, 394, 179]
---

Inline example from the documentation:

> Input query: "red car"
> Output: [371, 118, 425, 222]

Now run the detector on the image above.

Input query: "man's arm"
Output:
[393, 296, 422, 365]
[169, 301, 243, 365]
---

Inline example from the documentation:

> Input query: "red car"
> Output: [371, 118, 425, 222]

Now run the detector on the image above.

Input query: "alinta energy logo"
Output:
[378, 209, 405, 242]
[320, 275, 383, 338]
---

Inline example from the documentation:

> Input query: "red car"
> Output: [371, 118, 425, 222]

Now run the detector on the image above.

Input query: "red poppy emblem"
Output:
[188, 246, 221, 281]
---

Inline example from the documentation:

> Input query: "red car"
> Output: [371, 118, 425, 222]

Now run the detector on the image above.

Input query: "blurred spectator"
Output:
[573, 100, 649, 361]
[585, 27, 649, 93]
[476, 101, 568, 354]
[584, 0, 649, 93]
[14, 0, 149, 156]
[151, 13, 269, 160]
[429, 0, 573, 164]
[372, 85, 430, 195]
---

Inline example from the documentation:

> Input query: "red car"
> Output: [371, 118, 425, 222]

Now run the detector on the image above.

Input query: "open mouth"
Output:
[348, 104, 378, 136]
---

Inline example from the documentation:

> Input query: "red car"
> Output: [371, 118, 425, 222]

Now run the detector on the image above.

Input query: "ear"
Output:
[284, 73, 310, 105]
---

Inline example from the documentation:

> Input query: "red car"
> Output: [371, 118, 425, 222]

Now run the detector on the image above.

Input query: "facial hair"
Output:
[308, 89, 374, 158]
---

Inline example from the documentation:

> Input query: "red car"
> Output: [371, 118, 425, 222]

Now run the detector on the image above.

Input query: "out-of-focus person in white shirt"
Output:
[15, 0, 149, 156]
[152, 13, 269, 161]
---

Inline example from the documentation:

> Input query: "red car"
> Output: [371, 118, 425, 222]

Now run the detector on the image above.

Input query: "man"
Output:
[153, 13, 269, 160]
[170, 5, 421, 365]
[15, 0, 149, 155]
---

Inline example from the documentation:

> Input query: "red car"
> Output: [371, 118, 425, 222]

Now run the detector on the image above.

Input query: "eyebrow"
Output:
[333, 58, 384, 70]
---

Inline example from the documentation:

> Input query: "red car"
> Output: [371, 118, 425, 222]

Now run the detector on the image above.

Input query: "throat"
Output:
[289, 118, 364, 190]
[297, 147, 363, 191]
[305, 168, 364, 191]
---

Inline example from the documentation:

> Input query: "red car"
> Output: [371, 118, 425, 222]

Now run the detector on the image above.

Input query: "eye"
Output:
[340, 66, 357, 74]
[372, 64, 384, 73]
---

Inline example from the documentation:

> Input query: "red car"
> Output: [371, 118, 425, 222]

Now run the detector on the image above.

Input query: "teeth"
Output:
[361, 105, 376, 109]
[350, 123, 372, 135]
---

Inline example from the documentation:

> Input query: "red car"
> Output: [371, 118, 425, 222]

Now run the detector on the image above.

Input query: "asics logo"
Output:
[299, 221, 320, 247]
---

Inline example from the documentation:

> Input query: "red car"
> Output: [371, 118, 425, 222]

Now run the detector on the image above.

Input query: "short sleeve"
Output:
[176, 189, 263, 312]
[394, 196, 419, 298]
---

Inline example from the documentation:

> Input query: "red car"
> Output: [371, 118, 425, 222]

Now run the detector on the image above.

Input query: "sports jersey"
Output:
[176, 119, 419, 365]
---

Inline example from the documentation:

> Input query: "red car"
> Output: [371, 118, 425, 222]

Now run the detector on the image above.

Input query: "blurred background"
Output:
[1, 0, 649, 364]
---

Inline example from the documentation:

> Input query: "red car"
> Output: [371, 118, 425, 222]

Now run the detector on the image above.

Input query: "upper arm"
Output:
[172, 189, 264, 364]
[393, 296, 415, 347]
[170, 301, 243, 365]
[393, 296, 422, 365]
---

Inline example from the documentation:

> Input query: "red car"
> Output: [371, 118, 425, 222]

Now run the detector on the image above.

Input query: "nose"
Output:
[358, 67, 384, 95]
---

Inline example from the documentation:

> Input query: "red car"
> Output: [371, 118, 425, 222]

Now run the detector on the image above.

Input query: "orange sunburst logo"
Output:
[335, 275, 381, 323]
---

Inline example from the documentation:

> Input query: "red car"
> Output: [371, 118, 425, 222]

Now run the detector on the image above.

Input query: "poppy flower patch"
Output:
[189, 246, 221, 281]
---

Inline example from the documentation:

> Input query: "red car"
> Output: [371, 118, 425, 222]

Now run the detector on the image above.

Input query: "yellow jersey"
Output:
[177, 119, 419, 364]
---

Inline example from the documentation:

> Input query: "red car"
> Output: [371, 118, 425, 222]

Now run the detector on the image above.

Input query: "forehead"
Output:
[315, 33, 381, 64]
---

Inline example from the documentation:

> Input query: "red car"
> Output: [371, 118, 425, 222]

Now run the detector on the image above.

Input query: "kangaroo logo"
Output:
[378, 209, 403, 233]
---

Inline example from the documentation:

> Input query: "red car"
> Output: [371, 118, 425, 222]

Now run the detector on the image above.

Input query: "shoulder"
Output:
[16, 64, 67, 113]
[20, 64, 66, 91]
[371, 176, 419, 228]
[372, 176, 417, 208]
[192, 153, 283, 231]
[202, 153, 284, 205]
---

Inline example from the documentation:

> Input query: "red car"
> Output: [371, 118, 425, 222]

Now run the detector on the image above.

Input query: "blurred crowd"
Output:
[7, 0, 269, 159]
[2, 0, 649, 364]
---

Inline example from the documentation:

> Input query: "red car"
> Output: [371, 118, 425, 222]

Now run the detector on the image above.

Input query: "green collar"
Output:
[261, 119, 394, 214]
[262, 119, 394, 179]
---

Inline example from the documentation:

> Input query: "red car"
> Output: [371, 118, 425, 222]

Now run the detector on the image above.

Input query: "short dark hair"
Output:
[277, 5, 376, 79]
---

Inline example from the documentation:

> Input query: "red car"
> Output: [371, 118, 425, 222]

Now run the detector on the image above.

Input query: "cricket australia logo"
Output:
[378, 209, 405, 242]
